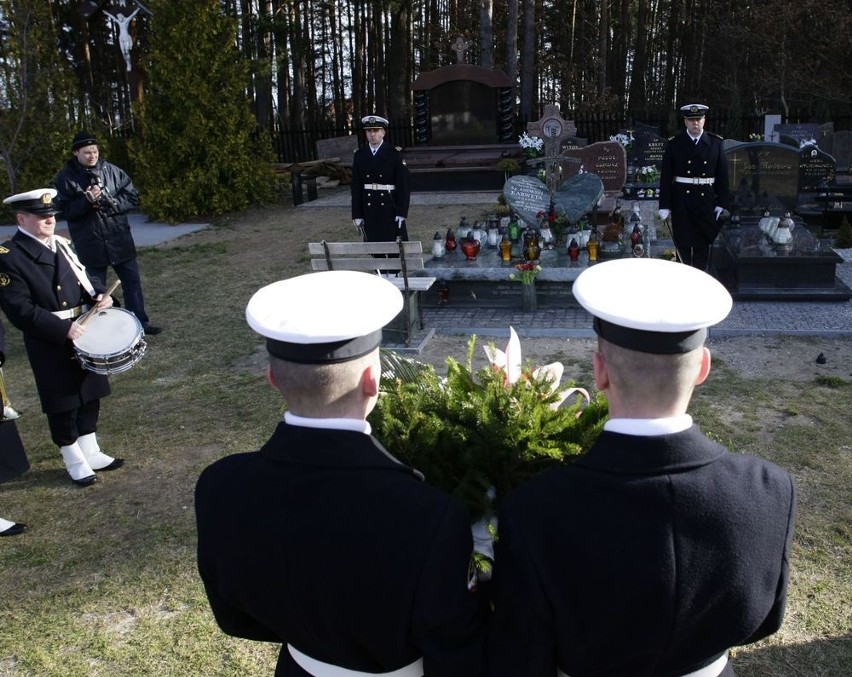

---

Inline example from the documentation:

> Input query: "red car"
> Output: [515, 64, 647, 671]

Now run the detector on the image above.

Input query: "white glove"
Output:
[471, 516, 498, 562]
[658, 209, 671, 220]
[353, 219, 364, 227]
[714, 206, 724, 220]
[395, 216, 405, 228]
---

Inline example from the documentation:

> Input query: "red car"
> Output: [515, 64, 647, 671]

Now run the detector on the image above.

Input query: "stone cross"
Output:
[526, 104, 579, 193]
[451, 37, 470, 64]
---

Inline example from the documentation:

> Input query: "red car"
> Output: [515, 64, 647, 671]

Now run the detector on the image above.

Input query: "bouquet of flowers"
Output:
[519, 132, 544, 158]
[509, 261, 542, 284]
[636, 165, 660, 184]
[373, 330, 607, 522]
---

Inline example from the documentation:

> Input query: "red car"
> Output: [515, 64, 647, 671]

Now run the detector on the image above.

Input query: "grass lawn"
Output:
[0, 194, 849, 675]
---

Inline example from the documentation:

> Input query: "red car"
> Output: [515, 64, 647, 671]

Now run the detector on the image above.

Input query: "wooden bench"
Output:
[308, 238, 437, 346]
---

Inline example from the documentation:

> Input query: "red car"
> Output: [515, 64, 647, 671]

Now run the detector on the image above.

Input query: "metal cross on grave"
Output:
[527, 104, 579, 193]
[451, 36, 470, 64]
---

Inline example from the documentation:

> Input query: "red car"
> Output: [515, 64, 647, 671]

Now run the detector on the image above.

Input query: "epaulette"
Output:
[709, 132, 724, 140]
[395, 146, 402, 152]
[0, 244, 10, 254]
[669, 135, 676, 141]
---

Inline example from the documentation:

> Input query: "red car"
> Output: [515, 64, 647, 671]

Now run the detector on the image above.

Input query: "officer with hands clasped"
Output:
[659, 104, 731, 271]
[350, 115, 411, 242]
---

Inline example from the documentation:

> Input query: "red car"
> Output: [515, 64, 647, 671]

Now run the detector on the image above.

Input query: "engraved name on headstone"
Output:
[560, 141, 626, 192]
[725, 143, 801, 213]
[631, 129, 667, 172]
[799, 146, 836, 192]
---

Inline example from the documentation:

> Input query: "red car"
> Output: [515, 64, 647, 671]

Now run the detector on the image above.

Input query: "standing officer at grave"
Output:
[659, 104, 730, 271]
[196, 270, 486, 676]
[351, 115, 411, 242]
[488, 258, 795, 677]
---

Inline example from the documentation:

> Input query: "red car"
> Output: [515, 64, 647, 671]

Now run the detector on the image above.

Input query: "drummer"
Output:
[0, 188, 124, 486]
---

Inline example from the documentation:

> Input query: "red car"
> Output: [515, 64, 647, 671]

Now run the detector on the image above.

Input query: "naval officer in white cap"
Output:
[351, 115, 411, 243]
[195, 270, 486, 677]
[489, 259, 795, 677]
[659, 103, 731, 272]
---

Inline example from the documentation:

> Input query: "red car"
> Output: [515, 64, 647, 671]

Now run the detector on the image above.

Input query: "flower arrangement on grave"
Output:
[799, 137, 818, 149]
[373, 330, 608, 576]
[610, 131, 634, 151]
[519, 132, 544, 158]
[510, 261, 542, 284]
[660, 248, 679, 261]
[635, 165, 660, 184]
[748, 133, 763, 142]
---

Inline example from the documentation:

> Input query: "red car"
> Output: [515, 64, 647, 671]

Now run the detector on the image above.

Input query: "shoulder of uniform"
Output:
[0, 243, 10, 255]
[55, 235, 72, 246]
[395, 146, 402, 152]
[668, 135, 676, 141]
[708, 132, 724, 140]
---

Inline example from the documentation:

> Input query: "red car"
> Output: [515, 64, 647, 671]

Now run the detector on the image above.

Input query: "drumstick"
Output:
[78, 280, 122, 327]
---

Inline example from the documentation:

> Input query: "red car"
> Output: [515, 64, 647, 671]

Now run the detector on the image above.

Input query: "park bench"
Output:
[308, 238, 437, 346]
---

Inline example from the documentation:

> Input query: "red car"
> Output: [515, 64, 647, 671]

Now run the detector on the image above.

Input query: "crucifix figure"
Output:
[104, 7, 141, 72]
[451, 37, 470, 64]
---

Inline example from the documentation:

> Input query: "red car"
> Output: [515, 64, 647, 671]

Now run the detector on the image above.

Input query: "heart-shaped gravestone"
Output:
[503, 175, 550, 226]
[552, 173, 604, 223]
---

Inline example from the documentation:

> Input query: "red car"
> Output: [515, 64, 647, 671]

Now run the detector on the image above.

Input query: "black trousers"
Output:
[46, 399, 100, 447]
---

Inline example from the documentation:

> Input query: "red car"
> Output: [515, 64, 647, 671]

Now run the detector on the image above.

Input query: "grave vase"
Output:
[521, 283, 537, 312]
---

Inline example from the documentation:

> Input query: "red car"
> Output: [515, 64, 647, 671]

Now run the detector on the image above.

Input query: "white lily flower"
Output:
[484, 327, 590, 409]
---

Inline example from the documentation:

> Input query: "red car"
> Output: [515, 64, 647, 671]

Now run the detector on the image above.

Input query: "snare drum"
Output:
[73, 308, 147, 375]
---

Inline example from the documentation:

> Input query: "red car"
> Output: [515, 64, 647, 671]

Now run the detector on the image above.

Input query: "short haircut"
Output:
[269, 348, 377, 416]
[598, 338, 703, 412]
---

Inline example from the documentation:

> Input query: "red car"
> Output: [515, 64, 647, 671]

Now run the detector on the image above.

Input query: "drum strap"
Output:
[54, 238, 96, 297]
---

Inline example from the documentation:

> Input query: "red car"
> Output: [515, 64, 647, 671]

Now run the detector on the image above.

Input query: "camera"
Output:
[85, 168, 120, 214]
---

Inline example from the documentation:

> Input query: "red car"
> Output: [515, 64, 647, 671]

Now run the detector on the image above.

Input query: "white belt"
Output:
[52, 304, 89, 320]
[557, 652, 728, 677]
[287, 644, 423, 677]
[364, 183, 395, 191]
[675, 176, 715, 185]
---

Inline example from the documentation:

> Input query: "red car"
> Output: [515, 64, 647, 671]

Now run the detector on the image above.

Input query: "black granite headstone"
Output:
[726, 143, 800, 213]
[821, 130, 852, 173]
[503, 173, 604, 226]
[799, 146, 836, 192]
[631, 129, 667, 172]
[774, 123, 819, 146]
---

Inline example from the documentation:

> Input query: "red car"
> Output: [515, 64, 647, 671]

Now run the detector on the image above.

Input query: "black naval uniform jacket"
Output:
[0, 232, 109, 413]
[0, 318, 30, 483]
[52, 158, 140, 268]
[659, 131, 731, 251]
[489, 426, 795, 677]
[350, 142, 411, 242]
[195, 422, 486, 676]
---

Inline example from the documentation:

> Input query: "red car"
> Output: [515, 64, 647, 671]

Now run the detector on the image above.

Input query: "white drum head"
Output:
[75, 308, 143, 355]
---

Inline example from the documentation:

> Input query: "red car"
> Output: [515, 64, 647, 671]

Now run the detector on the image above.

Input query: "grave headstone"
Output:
[316, 135, 359, 166]
[526, 105, 578, 192]
[552, 173, 605, 223]
[559, 141, 626, 193]
[503, 172, 604, 227]
[631, 129, 667, 173]
[799, 146, 836, 192]
[774, 123, 820, 146]
[821, 130, 852, 173]
[723, 139, 747, 151]
[763, 115, 782, 142]
[725, 142, 801, 213]
[503, 175, 551, 226]
[560, 136, 587, 150]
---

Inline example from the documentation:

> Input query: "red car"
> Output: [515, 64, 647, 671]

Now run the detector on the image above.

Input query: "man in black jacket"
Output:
[0, 189, 124, 486]
[489, 258, 795, 677]
[659, 104, 731, 271]
[53, 131, 162, 334]
[196, 270, 486, 676]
